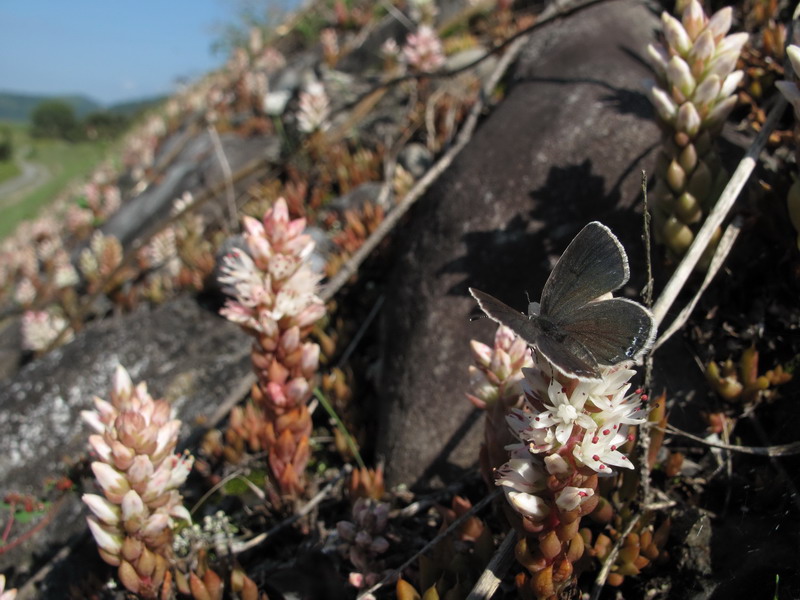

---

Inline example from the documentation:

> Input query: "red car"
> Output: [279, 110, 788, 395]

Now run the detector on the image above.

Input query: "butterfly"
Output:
[469, 221, 655, 381]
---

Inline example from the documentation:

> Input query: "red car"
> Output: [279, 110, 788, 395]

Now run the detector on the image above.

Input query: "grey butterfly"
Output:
[469, 221, 655, 381]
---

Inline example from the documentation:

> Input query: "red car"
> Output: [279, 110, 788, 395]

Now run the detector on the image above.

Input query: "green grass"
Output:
[0, 120, 110, 239]
[0, 159, 20, 184]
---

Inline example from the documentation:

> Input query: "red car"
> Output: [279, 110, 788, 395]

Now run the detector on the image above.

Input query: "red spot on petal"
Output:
[603, 429, 610, 435]
[592, 454, 600, 462]
[641, 394, 649, 401]
[599, 464, 606, 470]
[592, 436, 599, 444]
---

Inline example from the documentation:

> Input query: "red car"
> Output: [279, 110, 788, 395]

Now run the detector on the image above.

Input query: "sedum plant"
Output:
[775, 44, 800, 248]
[469, 324, 651, 599]
[647, 0, 747, 264]
[218, 197, 325, 498]
[81, 365, 193, 599]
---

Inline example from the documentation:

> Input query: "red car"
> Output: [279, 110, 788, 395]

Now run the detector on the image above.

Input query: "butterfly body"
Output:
[470, 222, 655, 381]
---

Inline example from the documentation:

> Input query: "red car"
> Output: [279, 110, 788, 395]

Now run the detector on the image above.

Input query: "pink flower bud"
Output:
[81, 410, 106, 434]
[662, 12, 692, 56]
[705, 6, 732, 41]
[88, 434, 113, 462]
[91, 462, 130, 502]
[649, 86, 678, 122]
[470, 340, 493, 367]
[83, 494, 121, 525]
[504, 489, 550, 520]
[127, 455, 154, 486]
[111, 365, 134, 406]
[286, 377, 310, 405]
[141, 512, 170, 539]
[121, 490, 146, 523]
[667, 56, 696, 98]
[555, 486, 594, 511]
[681, 0, 706, 40]
[675, 102, 701, 137]
[86, 517, 123, 555]
[719, 71, 743, 99]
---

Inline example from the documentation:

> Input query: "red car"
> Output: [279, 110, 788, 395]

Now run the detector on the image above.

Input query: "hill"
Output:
[106, 95, 166, 118]
[0, 91, 165, 123]
[0, 91, 101, 122]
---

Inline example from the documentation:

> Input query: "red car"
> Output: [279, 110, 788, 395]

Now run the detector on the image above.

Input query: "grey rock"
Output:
[102, 131, 280, 249]
[328, 182, 388, 213]
[376, 0, 662, 489]
[335, 15, 409, 74]
[0, 316, 22, 381]
[399, 143, 433, 179]
[0, 295, 251, 581]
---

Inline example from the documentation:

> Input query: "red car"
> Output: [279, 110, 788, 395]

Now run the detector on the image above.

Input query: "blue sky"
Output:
[0, 1, 264, 105]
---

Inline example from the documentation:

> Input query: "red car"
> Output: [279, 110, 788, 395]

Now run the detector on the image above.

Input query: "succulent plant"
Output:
[81, 365, 194, 598]
[218, 198, 325, 497]
[647, 0, 747, 264]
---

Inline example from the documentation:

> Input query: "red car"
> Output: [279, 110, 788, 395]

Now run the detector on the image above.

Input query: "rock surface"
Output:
[376, 0, 664, 489]
[0, 294, 251, 580]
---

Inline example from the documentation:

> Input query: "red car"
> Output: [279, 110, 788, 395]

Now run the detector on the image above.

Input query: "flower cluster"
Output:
[647, 0, 746, 262]
[468, 324, 533, 410]
[776, 45, 800, 249]
[402, 25, 446, 73]
[297, 81, 331, 133]
[468, 324, 534, 486]
[20, 308, 73, 352]
[497, 358, 646, 597]
[219, 197, 325, 496]
[469, 315, 650, 599]
[81, 365, 193, 599]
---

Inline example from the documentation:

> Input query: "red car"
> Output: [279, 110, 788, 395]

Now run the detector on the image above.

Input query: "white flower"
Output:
[530, 377, 597, 445]
[555, 486, 595, 511]
[218, 248, 271, 308]
[495, 453, 551, 520]
[573, 424, 633, 474]
[506, 400, 556, 453]
[297, 81, 330, 133]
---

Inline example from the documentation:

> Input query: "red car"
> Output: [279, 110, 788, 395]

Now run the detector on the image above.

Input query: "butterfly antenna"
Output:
[469, 313, 488, 322]
[525, 290, 532, 304]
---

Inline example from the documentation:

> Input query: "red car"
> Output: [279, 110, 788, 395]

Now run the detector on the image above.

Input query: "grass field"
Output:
[0, 159, 20, 183]
[0, 120, 110, 239]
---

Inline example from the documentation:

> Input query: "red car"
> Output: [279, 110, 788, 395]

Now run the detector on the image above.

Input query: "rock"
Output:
[102, 131, 280, 248]
[335, 15, 409, 74]
[376, 0, 662, 489]
[399, 143, 433, 179]
[327, 181, 388, 213]
[0, 316, 23, 380]
[0, 294, 251, 584]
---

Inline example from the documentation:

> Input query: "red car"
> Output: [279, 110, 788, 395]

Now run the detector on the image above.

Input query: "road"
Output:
[0, 149, 50, 209]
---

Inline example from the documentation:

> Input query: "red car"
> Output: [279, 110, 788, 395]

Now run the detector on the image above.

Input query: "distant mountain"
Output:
[0, 91, 166, 123]
[0, 91, 101, 122]
[107, 96, 167, 118]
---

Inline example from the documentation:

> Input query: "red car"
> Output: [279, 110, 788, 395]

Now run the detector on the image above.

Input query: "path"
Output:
[0, 148, 50, 209]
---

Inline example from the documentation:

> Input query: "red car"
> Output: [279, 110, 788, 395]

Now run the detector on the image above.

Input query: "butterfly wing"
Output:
[471, 287, 603, 380]
[556, 298, 655, 366]
[469, 288, 540, 346]
[534, 328, 602, 381]
[540, 222, 630, 322]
